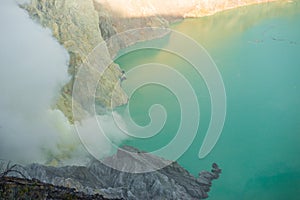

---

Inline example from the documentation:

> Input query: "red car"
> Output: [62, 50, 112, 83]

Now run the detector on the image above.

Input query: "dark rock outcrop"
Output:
[0, 176, 120, 200]
[1, 146, 221, 200]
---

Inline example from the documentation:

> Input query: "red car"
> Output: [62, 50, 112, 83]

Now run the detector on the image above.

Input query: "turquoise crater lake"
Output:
[114, 1, 300, 199]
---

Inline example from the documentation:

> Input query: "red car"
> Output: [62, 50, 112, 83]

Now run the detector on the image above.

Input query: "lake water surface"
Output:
[115, 1, 300, 199]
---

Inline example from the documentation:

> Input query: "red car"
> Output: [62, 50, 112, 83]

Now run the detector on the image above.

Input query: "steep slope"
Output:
[21, 0, 279, 123]
[1, 146, 221, 200]
[22, 0, 129, 122]
[22, 0, 173, 123]
[0, 176, 119, 200]
[94, 0, 278, 18]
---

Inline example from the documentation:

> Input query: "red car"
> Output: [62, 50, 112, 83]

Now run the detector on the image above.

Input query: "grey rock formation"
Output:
[22, 0, 129, 122]
[1, 146, 221, 199]
[20, 0, 279, 123]
[0, 176, 120, 200]
[21, 0, 173, 122]
[93, 1, 172, 57]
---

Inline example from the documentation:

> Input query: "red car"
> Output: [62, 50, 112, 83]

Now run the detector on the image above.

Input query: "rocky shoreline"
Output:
[1, 146, 221, 200]
[21, 0, 280, 123]
[22, 0, 173, 123]
[95, 0, 279, 18]
[3, 1, 280, 199]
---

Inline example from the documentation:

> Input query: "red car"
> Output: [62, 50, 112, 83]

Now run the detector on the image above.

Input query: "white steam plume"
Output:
[0, 0, 72, 163]
[0, 0, 127, 165]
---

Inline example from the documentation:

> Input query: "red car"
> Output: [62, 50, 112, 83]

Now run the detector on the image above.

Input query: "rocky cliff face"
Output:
[21, 0, 277, 122]
[184, 0, 278, 17]
[22, 0, 173, 122]
[1, 146, 221, 200]
[95, 0, 278, 18]
[92, 1, 172, 57]
[23, 0, 129, 122]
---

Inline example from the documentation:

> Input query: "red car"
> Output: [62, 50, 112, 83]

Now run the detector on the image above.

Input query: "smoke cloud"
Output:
[0, 0, 72, 163]
[0, 0, 127, 165]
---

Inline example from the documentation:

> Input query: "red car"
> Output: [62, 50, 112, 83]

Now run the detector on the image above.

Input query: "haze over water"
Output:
[115, 1, 300, 199]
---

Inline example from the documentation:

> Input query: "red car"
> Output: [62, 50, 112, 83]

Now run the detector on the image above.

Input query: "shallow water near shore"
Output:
[115, 1, 300, 199]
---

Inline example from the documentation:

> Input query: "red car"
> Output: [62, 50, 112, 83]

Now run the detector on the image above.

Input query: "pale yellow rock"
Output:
[23, 0, 128, 122]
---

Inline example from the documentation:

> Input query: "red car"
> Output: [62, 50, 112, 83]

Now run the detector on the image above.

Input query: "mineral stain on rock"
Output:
[22, 0, 129, 123]
[21, 0, 173, 123]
